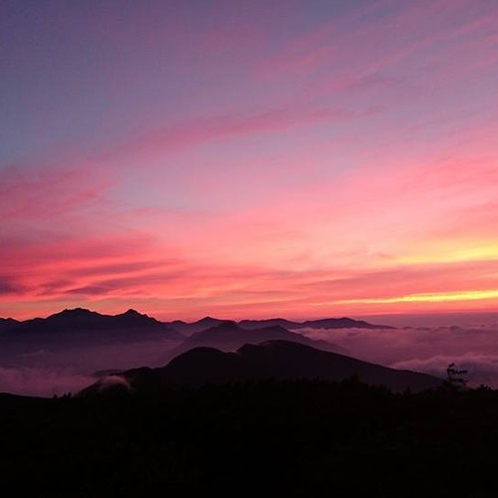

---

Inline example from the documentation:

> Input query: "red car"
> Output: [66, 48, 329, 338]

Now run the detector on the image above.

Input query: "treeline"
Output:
[1, 379, 497, 497]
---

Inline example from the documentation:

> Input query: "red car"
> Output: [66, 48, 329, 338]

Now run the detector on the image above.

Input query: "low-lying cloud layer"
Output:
[0, 366, 94, 398]
[392, 354, 498, 388]
[3, 316, 498, 396]
[299, 320, 498, 387]
[0, 338, 179, 397]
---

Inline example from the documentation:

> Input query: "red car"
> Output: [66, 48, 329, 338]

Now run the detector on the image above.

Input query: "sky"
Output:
[1, 0, 498, 321]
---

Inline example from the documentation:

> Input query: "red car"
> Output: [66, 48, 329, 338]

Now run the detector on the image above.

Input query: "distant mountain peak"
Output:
[122, 309, 144, 317]
[197, 316, 219, 323]
[51, 308, 96, 318]
[6, 306, 183, 340]
[63, 307, 91, 314]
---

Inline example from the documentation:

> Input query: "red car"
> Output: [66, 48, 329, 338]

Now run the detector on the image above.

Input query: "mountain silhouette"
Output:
[238, 318, 302, 329]
[0, 317, 19, 333]
[8, 308, 182, 339]
[164, 340, 442, 391]
[1, 309, 390, 337]
[81, 340, 443, 395]
[239, 316, 392, 330]
[0, 308, 393, 377]
[164, 315, 391, 335]
[164, 321, 346, 361]
[0, 308, 183, 370]
[163, 316, 227, 335]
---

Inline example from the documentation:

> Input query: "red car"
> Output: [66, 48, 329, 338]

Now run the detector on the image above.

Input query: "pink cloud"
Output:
[255, 0, 498, 118]
[2, 1, 498, 321]
[3, 120, 497, 320]
[0, 167, 103, 216]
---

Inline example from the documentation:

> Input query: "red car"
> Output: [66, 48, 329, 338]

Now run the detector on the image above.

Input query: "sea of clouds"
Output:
[298, 318, 498, 388]
[0, 338, 177, 397]
[2, 315, 498, 396]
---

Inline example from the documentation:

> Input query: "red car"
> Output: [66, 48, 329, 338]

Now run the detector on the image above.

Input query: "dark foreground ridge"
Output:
[80, 340, 442, 396]
[2, 380, 498, 497]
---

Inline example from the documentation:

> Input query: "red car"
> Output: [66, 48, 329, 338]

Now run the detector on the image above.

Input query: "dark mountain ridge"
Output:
[165, 321, 346, 360]
[164, 340, 442, 392]
[7, 307, 182, 339]
[2, 308, 391, 336]
[0, 309, 390, 375]
[81, 339, 443, 395]
[163, 315, 392, 335]
[0, 309, 183, 371]
[0, 317, 19, 333]
[163, 316, 228, 335]
[239, 316, 392, 330]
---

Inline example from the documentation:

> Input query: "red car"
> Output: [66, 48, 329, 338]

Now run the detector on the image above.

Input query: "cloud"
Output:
[0, 277, 24, 295]
[0, 366, 94, 398]
[94, 375, 132, 393]
[3, 247, 498, 321]
[258, 0, 498, 91]
[2, 312, 498, 396]
[2, 1, 498, 322]
[0, 335, 179, 396]
[0, 163, 113, 222]
[392, 354, 498, 388]
[297, 322, 498, 387]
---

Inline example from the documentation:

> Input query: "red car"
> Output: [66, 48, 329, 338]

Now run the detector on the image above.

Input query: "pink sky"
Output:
[1, 0, 498, 320]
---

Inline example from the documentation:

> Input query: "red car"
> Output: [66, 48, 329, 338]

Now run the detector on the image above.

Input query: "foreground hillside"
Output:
[83, 340, 442, 395]
[1, 380, 498, 497]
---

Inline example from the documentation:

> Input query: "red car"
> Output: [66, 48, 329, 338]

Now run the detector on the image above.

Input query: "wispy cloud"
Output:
[2, 0, 498, 319]
[0, 366, 94, 398]
[298, 321, 498, 387]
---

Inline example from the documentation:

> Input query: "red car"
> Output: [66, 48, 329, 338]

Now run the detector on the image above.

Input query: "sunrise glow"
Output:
[337, 290, 498, 305]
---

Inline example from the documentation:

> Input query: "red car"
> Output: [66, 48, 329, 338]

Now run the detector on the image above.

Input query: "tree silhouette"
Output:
[445, 362, 468, 389]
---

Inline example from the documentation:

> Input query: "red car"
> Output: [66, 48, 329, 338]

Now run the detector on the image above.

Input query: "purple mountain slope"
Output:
[0, 317, 19, 334]
[80, 340, 443, 396]
[164, 321, 346, 362]
[166, 315, 392, 336]
[8, 308, 182, 339]
[239, 317, 393, 330]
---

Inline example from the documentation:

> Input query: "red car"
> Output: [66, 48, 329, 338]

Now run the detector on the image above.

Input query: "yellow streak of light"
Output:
[336, 289, 498, 305]
[399, 245, 498, 265]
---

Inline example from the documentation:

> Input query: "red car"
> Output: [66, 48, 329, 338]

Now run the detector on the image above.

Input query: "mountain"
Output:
[0, 317, 19, 333]
[163, 316, 227, 336]
[81, 340, 443, 395]
[164, 340, 442, 391]
[2, 310, 391, 336]
[239, 317, 392, 330]
[166, 316, 391, 335]
[301, 317, 392, 329]
[8, 308, 182, 339]
[165, 321, 346, 361]
[238, 318, 302, 329]
[0, 308, 184, 371]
